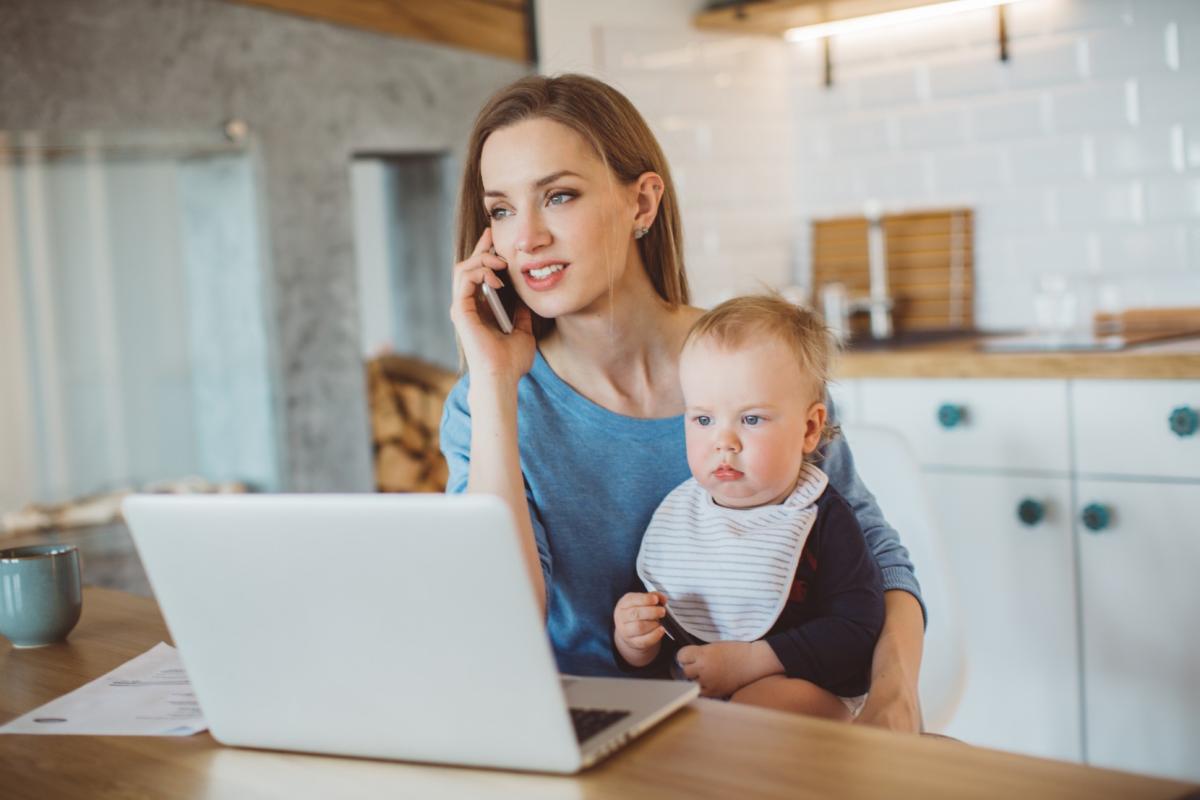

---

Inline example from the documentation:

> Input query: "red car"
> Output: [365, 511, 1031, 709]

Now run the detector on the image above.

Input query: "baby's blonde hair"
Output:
[683, 293, 841, 452]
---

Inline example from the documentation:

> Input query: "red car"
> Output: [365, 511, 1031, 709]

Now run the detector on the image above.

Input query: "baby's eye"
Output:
[488, 206, 512, 220]
[742, 415, 762, 426]
[693, 415, 712, 427]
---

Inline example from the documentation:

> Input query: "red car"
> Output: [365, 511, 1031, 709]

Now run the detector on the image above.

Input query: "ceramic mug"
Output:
[0, 545, 83, 648]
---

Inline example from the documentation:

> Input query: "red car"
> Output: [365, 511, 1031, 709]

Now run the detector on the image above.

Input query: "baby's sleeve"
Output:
[764, 492, 886, 697]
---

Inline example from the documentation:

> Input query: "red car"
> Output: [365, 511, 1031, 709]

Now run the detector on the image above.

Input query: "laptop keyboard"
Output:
[569, 707, 630, 744]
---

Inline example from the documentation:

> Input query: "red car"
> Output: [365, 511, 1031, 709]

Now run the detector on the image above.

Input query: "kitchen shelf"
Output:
[695, 0, 1013, 85]
[695, 0, 956, 35]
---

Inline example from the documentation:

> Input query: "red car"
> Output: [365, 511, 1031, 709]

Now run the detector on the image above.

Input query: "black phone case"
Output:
[660, 606, 702, 647]
[493, 279, 520, 321]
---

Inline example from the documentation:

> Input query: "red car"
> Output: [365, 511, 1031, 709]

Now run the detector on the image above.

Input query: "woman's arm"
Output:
[466, 376, 546, 612]
[441, 378, 553, 613]
[821, 403, 927, 732]
[856, 590, 925, 732]
[446, 228, 545, 614]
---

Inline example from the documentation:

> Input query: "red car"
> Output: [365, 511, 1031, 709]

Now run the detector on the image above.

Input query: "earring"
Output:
[634, 226, 650, 240]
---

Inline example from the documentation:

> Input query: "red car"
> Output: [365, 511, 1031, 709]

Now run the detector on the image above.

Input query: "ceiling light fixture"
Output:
[783, 0, 1030, 43]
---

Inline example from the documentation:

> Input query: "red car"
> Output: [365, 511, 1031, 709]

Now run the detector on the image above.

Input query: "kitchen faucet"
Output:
[821, 204, 894, 343]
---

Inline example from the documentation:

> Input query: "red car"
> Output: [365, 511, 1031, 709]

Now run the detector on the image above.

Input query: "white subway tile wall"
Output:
[786, 0, 1200, 328]
[604, 23, 797, 308]
[558, 0, 1200, 323]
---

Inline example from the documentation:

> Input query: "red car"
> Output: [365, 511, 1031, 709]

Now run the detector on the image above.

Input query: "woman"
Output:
[441, 74, 926, 732]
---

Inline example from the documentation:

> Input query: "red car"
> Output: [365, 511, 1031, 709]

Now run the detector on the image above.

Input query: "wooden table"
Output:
[1, 589, 1195, 799]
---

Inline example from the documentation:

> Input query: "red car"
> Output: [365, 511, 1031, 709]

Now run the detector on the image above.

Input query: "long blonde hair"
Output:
[456, 74, 688, 337]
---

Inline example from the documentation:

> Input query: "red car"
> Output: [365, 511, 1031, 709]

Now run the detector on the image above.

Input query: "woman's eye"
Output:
[547, 191, 575, 206]
[742, 415, 761, 426]
[488, 206, 511, 220]
[694, 415, 712, 427]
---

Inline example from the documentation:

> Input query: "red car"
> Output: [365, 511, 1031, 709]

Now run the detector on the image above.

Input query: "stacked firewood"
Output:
[367, 355, 458, 493]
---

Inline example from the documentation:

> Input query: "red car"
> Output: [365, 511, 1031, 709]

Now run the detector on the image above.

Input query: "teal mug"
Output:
[0, 545, 83, 648]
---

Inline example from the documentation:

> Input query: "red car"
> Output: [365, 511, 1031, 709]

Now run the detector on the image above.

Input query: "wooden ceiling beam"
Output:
[228, 0, 531, 63]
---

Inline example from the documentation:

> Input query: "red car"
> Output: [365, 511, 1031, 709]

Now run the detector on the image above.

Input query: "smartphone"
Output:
[659, 605, 701, 647]
[480, 282, 514, 334]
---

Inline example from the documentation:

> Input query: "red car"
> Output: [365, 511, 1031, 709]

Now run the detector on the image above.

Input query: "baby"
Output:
[613, 294, 884, 720]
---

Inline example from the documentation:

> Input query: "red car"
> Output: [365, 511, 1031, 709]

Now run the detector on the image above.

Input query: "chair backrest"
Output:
[842, 423, 967, 731]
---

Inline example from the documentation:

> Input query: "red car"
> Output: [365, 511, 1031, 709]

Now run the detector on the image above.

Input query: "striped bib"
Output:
[636, 463, 829, 643]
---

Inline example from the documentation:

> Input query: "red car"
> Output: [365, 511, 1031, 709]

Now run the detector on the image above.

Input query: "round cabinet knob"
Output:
[937, 404, 966, 429]
[1081, 503, 1112, 533]
[1169, 406, 1198, 438]
[1017, 499, 1045, 526]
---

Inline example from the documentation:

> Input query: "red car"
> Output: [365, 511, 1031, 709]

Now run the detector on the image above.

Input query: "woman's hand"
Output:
[450, 227, 535, 383]
[854, 590, 925, 733]
[855, 678, 922, 732]
[613, 591, 667, 667]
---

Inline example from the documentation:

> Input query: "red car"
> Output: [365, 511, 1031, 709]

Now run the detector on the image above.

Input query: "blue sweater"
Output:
[440, 350, 923, 677]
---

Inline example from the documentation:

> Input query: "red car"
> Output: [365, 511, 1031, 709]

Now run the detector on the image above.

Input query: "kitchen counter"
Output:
[836, 334, 1200, 379]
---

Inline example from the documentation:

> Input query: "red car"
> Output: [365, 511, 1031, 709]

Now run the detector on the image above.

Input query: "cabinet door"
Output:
[1073, 380, 1200, 480]
[859, 379, 1070, 472]
[932, 472, 1082, 762]
[1076, 479, 1200, 782]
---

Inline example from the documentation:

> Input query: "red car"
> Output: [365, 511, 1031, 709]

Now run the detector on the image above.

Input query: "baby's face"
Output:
[679, 337, 826, 509]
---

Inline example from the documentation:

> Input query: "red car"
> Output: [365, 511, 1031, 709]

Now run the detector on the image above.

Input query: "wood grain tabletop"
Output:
[1, 588, 1195, 799]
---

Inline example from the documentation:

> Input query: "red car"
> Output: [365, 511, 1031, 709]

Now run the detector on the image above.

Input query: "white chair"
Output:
[842, 423, 967, 732]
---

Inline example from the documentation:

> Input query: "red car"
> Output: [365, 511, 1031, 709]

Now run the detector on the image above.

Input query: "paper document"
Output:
[0, 642, 208, 736]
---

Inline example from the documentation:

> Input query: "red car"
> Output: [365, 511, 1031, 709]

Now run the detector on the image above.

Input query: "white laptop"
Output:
[122, 493, 697, 774]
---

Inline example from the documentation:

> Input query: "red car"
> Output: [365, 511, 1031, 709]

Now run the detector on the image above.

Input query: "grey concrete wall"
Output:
[0, 0, 528, 491]
[388, 155, 459, 369]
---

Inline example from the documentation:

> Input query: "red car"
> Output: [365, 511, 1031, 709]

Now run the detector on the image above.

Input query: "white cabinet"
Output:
[1073, 379, 1200, 782]
[845, 374, 1200, 780]
[931, 472, 1081, 762]
[859, 379, 1071, 472]
[1076, 479, 1200, 783]
[1073, 380, 1200, 480]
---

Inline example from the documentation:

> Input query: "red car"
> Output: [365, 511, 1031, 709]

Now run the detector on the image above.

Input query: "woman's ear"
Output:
[804, 402, 828, 454]
[632, 171, 665, 230]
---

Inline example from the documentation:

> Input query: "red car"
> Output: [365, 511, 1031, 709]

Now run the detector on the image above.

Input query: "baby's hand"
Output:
[613, 591, 668, 667]
[676, 641, 758, 698]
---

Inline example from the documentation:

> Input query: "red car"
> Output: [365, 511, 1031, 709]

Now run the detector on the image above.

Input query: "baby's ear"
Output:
[804, 402, 828, 452]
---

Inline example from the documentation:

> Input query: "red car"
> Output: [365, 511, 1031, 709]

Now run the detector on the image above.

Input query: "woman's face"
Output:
[480, 118, 640, 321]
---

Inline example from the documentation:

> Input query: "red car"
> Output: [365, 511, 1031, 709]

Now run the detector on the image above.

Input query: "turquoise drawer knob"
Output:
[937, 403, 966, 429]
[1081, 503, 1111, 532]
[1169, 406, 1198, 437]
[1017, 499, 1045, 526]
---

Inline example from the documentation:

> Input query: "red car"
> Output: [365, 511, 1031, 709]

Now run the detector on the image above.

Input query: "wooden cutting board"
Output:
[1094, 306, 1200, 336]
[812, 208, 973, 336]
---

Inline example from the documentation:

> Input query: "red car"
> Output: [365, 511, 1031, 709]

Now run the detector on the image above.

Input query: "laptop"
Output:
[122, 493, 697, 774]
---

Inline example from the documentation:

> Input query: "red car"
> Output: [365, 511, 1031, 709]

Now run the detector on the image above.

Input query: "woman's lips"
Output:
[522, 263, 569, 291]
[713, 465, 743, 481]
